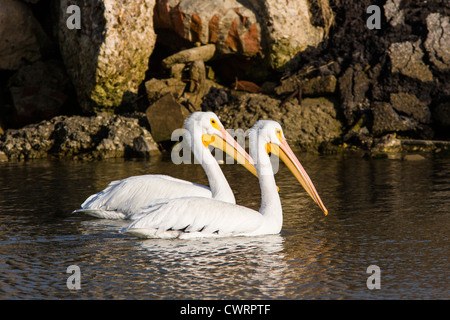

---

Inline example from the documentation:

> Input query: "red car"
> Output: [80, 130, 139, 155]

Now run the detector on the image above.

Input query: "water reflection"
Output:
[132, 235, 287, 299]
[0, 154, 449, 299]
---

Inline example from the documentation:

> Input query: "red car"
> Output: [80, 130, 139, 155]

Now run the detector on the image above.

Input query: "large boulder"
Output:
[389, 92, 431, 125]
[371, 102, 417, 136]
[58, 0, 157, 114]
[388, 40, 434, 82]
[338, 64, 371, 126]
[154, 0, 262, 56]
[145, 94, 190, 144]
[0, 0, 48, 70]
[251, 0, 333, 70]
[153, 0, 333, 70]
[7, 60, 74, 126]
[424, 13, 450, 71]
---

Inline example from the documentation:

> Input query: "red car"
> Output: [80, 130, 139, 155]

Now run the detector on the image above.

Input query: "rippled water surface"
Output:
[1, 153, 449, 299]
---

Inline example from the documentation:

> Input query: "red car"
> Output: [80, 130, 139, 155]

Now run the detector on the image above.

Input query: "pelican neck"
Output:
[190, 131, 235, 203]
[254, 137, 282, 218]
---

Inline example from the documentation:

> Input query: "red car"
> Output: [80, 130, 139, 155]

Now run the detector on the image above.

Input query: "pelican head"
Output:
[249, 120, 328, 216]
[184, 112, 257, 177]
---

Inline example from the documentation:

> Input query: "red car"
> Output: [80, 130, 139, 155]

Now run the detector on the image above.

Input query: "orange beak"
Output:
[267, 139, 328, 215]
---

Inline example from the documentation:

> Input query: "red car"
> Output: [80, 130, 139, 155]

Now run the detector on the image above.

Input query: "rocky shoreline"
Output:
[0, 113, 160, 161]
[1, 0, 449, 161]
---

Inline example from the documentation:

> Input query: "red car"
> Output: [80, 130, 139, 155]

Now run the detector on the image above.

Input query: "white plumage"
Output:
[73, 112, 256, 220]
[123, 120, 328, 239]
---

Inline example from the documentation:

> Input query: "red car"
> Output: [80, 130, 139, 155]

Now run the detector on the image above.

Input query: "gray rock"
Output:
[7, 60, 73, 126]
[0, 151, 8, 162]
[0, 114, 160, 160]
[274, 74, 336, 97]
[7, 60, 70, 91]
[154, 0, 333, 71]
[162, 44, 216, 70]
[183, 60, 208, 111]
[217, 93, 342, 151]
[338, 65, 371, 126]
[0, 0, 48, 70]
[404, 154, 426, 161]
[433, 102, 450, 129]
[9, 86, 67, 126]
[371, 133, 402, 153]
[250, 0, 333, 70]
[146, 94, 191, 143]
[384, 0, 404, 27]
[58, 0, 157, 114]
[302, 75, 337, 96]
[145, 78, 187, 105]
[424, 13, 450, 71]
[389, 40, 434, 82]
[372, 102, 417, 136]
[343, 125, 373, 150]
[390, 92, 431, 124]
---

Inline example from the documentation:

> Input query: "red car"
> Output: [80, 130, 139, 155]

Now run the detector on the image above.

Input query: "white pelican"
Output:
[123, 120, 328, 239]
[73, 112, 257, 220]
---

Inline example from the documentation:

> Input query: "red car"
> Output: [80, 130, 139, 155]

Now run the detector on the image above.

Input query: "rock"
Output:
[384, 0, 404, 27]
[58, 0, 157, 114]
[201, 87, 238, 112]
[132, 136, 160, 157]
[343, 125, 373, 150]
[154, 1, 261, 56]
[433, 102, 450, 134]
[169, 63, 186, 79]
[301, 75, 337, 96]
[154, 0, 333, 70]
[275, 74, 336, 97]
[217, 93, 342, 151]
[389, 40, 434, 82]
[0, 119, 57, 160]
[145, 94, 191, 143]
[9, 86, 67, 126]
[424, 13, 450, 71]
[371, 102, 417, 136]
[390, 92, 431, 124]
[371, 133, 402, 153]
[146, 59, 211, 113]
[145, 78, 186, 104]
[7, 60, 70, 91]
[0, 0, 48, 70]
[7, 60, 73, 126]
[404, 154, 426, 161]
[0, 151, 7, 162]
[252, 0, 333, 70]
[161, 44, 216, 70]
[0, 114, 160, 161]
[401, 138, 450, 153]
[183, 60, 208, 110]
[338, 65, 371, 126]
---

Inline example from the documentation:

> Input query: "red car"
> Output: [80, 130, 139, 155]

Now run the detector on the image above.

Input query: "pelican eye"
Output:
[210, 118, 220, 130]
[275, 128, 283, 141]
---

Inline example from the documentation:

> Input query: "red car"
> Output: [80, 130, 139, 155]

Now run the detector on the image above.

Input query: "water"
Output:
[0, 153, 449, 300]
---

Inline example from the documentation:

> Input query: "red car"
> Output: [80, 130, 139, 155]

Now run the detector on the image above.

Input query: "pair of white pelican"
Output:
[74, 112, 327, 239]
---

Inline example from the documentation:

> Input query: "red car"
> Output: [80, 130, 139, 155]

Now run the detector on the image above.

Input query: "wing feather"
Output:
[77, 175, 212, 217]
[124, 197, 263, 238]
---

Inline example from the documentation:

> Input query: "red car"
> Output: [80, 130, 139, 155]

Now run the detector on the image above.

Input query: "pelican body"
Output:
[73, 112, 256, 220]
[123, 120, 328, 239]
